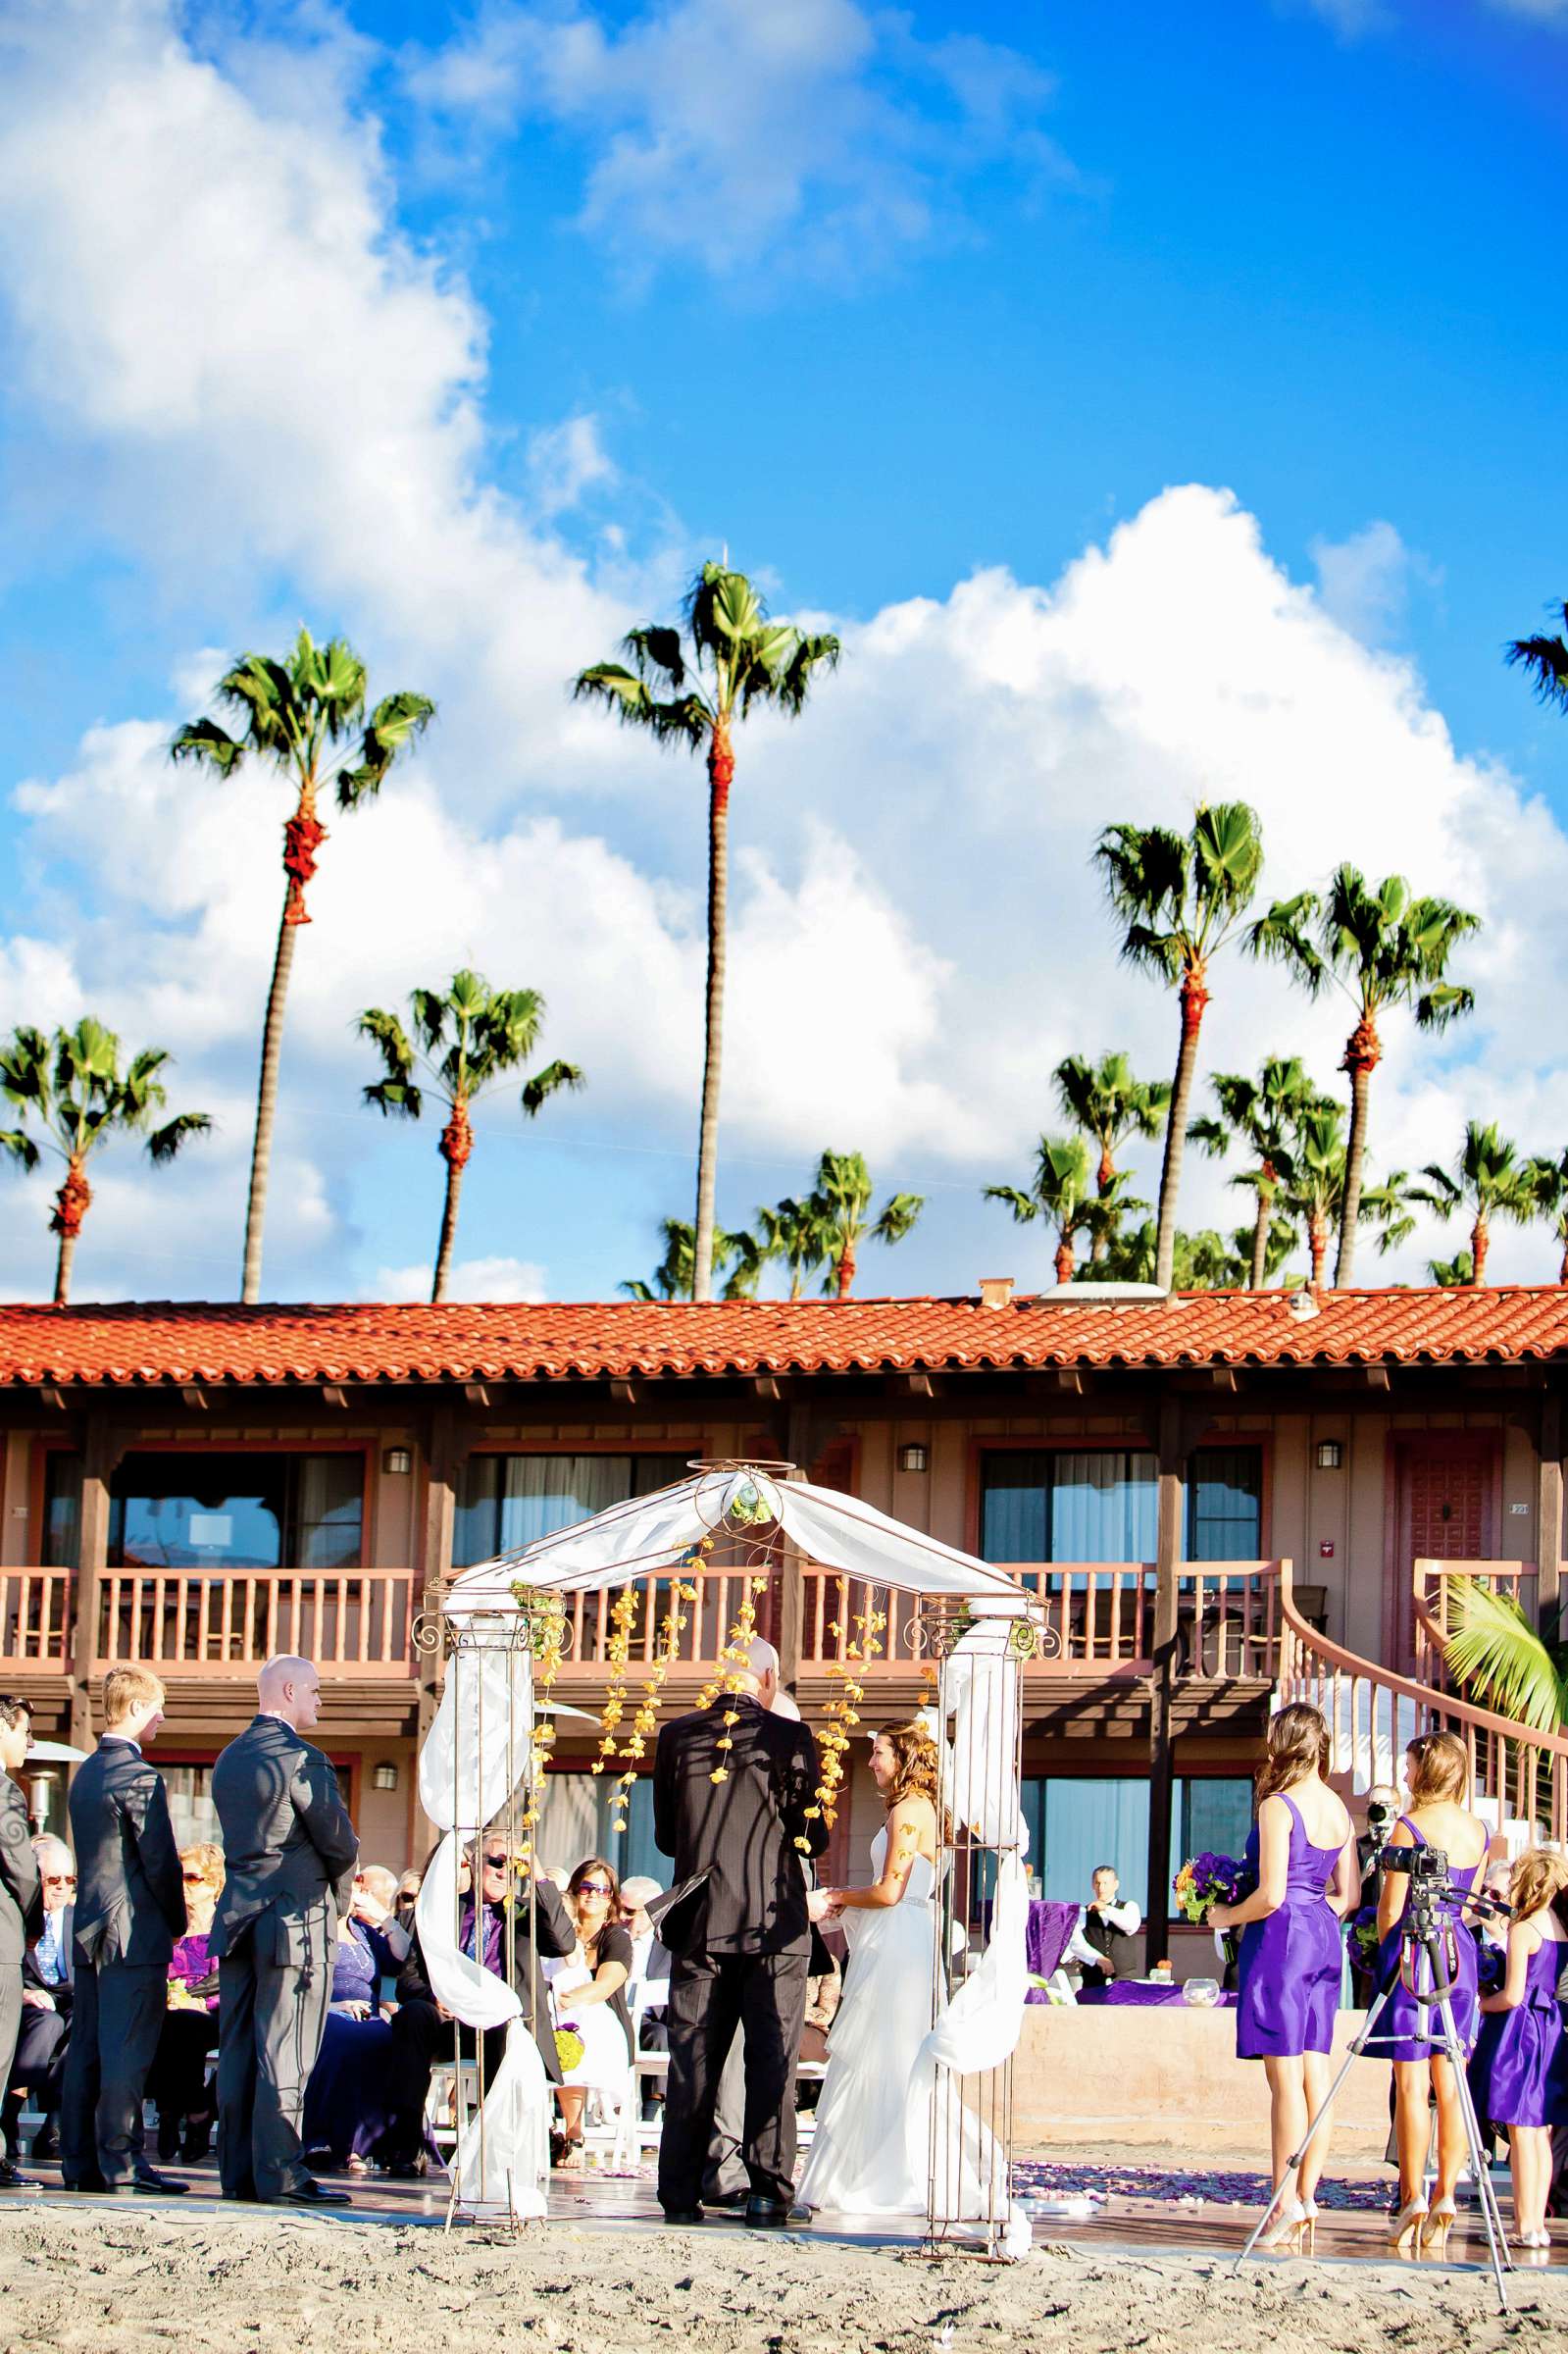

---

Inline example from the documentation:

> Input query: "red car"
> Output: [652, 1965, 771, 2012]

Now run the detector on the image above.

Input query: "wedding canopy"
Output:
[442, 1462, 1037, 1616]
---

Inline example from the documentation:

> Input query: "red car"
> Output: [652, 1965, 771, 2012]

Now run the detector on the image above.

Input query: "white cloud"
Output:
[1309, 519, 1440, 645]
[405, 0, 1070, 283]
[526, 414, 617, 517]
[373, 1254, 550, 1303]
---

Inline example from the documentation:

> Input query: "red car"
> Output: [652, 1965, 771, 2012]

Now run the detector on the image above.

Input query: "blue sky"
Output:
[1, 0, 1566, 1305]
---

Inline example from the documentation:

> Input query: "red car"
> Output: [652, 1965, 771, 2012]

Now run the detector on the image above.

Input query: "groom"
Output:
[652, 1636, 828, 2226]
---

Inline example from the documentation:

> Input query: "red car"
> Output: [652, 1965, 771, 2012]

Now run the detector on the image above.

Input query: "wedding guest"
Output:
[0, 1698, 41, 2188]
[62, 1667, 188, 2197]
[3, 1834, 74, 2166]
[548, 1856, 634, 2169]
[1064, 1866, 1142, 1989]
[1478, 1847, 1568, 2249]
[210, 1655, 359, 2208]
[1373, 1729, 1491, 2259]
[621, 1876, 672, 2035]
[392, 1868, 422, 1938]
[378, 1839, 574, 2177]
[300, 1864, 409, 2175]
[148, 1844, 224, 2164]
[1210, 1703, 1355, 2257]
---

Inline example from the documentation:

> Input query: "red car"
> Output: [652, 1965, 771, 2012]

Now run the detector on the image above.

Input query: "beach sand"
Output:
[1, 2203, 1564, 2354]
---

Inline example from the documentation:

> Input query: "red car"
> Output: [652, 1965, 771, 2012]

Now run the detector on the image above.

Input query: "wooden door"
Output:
[1390, 1434, 1497, 1672]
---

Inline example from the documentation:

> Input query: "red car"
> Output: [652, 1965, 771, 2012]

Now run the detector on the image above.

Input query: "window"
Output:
[42, 1451, 82, 1569]
[107, 1453, 365, 1569]
[160, 1765, 221, 1850]
[1020, 1774, 1254, 1908]
[1188, 1448, 1263, 1561]
[535, 1772, 661, 1886]
[454, 1455, 683, 1567]
[980, 1450, 1158, 1563]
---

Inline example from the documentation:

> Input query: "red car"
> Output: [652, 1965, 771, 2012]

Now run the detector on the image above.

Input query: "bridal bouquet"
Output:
[1172, 1851, 1248, 1924]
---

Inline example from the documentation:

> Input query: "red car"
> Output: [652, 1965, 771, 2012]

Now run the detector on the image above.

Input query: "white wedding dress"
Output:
[797, 1826, 937, 2217]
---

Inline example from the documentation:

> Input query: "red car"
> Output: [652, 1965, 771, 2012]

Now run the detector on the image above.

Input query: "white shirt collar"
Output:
[101, 1733, 141, 1756]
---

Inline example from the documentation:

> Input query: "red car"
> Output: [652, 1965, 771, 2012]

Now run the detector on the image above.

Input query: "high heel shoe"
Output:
[1389, 2197, 1428, 2258]
[1420, 2197, 1457, 2260]
[1298, 2198, 1318, 2256]
[1260, 2198, 1311, 2253]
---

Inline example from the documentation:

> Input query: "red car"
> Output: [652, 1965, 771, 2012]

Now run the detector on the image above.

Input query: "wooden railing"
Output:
[549, 1569, 781, 1681]
[0, 1569, 73, 1667]
[1271, 1558, 1568, 1843]
[93, 1566, 417, 1677]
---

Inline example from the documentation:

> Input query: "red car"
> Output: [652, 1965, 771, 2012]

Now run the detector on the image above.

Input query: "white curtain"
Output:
[1049, 1451, 1157, 1563]
[417, 1640, 549, 2217]
[500, 1456, 631, 1553]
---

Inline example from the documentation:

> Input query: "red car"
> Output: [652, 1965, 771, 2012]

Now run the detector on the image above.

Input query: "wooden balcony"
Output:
[0, 1569, 72, 1667]
[0, 1565, 418, 1681]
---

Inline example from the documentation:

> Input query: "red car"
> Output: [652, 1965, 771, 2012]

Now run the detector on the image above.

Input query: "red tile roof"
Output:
[0, 1288, 1566, 1389]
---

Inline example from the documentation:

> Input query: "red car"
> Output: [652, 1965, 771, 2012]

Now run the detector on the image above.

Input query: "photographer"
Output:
[1347, 1784, 1400, 2008]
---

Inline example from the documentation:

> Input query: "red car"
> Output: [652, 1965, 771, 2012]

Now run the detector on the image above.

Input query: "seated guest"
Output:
[620, 1875, 671, 2039]
[148, 1843, 224, 2163]
[3, 1836, 75, 2164]
[376, 1839, 575, 2177]
[547, 1857, 633, 2170]
[1064, 1866, 1142, 1989]
[300, 1863, 411, 2175]
[391, 1868, 421, 1939]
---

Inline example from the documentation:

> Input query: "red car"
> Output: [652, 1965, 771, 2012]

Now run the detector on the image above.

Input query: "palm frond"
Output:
[0, 1129, 40, 1173]
[1506, 615, 1568, 710]
[146, 1112, 213, 1163]
[1442, 1576, 1568, 1733]
[521, 1058, 585, 1114]
[336, 689, 436, 809]
[169, 718, 245, 775]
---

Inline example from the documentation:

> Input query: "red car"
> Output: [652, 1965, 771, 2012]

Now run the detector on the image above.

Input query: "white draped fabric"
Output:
[426, 1463, 1040, 2237]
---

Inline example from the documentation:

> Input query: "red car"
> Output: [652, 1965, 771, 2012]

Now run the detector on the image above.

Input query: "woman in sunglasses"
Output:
[148, 1843, 225, 2163]
[547, 1857, 634, 2170]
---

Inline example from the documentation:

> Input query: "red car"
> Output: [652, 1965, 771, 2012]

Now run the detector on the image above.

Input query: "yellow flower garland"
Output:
[510, 1581, 568, 1863]
[608, 1563, 700, 1835]
[703, 1571, 772, 1784]
[800, 1587, 885, 1846]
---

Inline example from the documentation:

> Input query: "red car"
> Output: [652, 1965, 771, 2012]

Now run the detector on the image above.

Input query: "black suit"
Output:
[208, 1714, 359, 2200]
[652, 1696, 827, 2213]
[3, 1904, 74, 2153]
[0, 1772, 42, 2141]
[61, 1737, 185, 2188]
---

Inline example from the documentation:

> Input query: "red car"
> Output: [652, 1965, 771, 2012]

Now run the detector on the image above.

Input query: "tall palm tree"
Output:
[1188, 1056, 1330, 1289]
[357, 970, 582, 1304]
[0, 1020, 211, 1303]
[574, 565, 840, 1304]
[1051, 1051, 1171, 1200]
[620, 1216, 762, 1302]
[1249, 868, 1478, 1285]
[172, 628, 434, 1303]
[754, 1195, 833, 1299]
[1092, 803, 1265, 1291]
[985, 1134, 1098, 1287]
[1523, 1149, 1568, 1283]
[809, 1151, 923, 1298]
[1406, 1120, 1536, 1287]
[1279, 1103, 1414, 1288]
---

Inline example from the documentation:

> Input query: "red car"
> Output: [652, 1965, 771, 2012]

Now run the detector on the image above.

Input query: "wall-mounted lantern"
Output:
[897, 1444, 930, 1474]
[1315, 1440, 1342, 1471]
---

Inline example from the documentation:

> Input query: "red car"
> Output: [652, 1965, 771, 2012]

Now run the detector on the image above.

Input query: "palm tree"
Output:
[1428, 1250, 1476, 1288]
[986, 1135, 1098, 1287]
[1406, 1121, 1536, 1287]
[1249, 868, 1478, 1285]
[1189, 1057, 1330, 1289]
[809, 1151, 923, 1298]
[1092, 804, 1265, 1291]
[1279, 1103, 1414, 1288]
[755, 1195, 833, 1299]
[1507, 603, 1568, 712]
[574, 565, 840, 1304]
[357, 971, 582, 1304]
[172, 629, 434, 1303]
[1524, 1150, 1568, 1283]
[620, 1216, 762, 1302]
[1442, 1575, 1567, 1734]
[0, 1019, 211, 1303]
[1052, 1051, 1171, 1202]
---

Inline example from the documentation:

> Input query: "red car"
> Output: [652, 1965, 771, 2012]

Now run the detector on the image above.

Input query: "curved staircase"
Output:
[1268, 1558, 1568, 1847]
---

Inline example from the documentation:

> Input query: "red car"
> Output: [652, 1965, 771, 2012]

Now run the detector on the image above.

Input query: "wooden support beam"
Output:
[1538, 1385, 1563, 1625]
[68, 1418, 124, 1755]
[1363, 1366, 1391, 1391]
[1210, 1367, 1239, 1392]
[775, 1404, 813, 1687]
[609, 1379, 637, 1406]
[180, 1386, 208, 1413]
[1144, 1392, 1186, 1970]
[890, 1371, 938, 1399]
[463, 1383, 490, 1410]
[322, 1384, 348, 1410]
[1050, 1368, 1085, 1395]
[39, 1387, 66, 1413]
[750, 1373, 784, 1402]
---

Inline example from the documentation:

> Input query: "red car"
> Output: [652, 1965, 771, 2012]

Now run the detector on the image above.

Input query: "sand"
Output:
[1, 2205, 1565, 2354]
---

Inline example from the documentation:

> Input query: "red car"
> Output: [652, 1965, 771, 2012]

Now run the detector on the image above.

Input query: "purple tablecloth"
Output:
[1026, 1900, 1080, 2000]
[1077, 1982, 1238, 2009]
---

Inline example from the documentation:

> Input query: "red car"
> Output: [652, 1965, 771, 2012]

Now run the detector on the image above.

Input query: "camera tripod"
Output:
[1234, 1885, 1513, 2311]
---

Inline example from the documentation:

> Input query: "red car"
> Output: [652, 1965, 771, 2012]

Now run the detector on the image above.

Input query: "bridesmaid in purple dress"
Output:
[1477, 1848, 1568, 2250]
[1210, 1705, 1355, 2255]
[1374, 1729, 1491, 2259]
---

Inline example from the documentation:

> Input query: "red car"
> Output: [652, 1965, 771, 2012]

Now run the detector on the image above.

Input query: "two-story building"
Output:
[3, 1281, 1564, 1962]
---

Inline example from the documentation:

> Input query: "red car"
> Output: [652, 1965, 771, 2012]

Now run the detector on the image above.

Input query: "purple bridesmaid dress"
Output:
[1372, 1817, 1483, 2062]
[1485, 1935, 1568, 2128]
[1235, 1794, 1346, 2060]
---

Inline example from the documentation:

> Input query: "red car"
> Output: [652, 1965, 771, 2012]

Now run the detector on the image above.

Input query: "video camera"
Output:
[1382, 1841, 1513, 1921]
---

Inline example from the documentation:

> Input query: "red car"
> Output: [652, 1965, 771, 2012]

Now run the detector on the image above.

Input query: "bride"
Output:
[798, 1719, 940, 2217]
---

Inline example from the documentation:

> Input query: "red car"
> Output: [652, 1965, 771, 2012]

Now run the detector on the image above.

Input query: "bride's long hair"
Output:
[876, 1720, 940, 1811]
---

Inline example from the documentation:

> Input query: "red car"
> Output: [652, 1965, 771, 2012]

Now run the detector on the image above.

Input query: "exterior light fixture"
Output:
[382, 1446, 413, 1475]
[372, 1761, 399, 1792]
[1316, 1440, 1342, 1471]
[897, 1444, 930, 1474]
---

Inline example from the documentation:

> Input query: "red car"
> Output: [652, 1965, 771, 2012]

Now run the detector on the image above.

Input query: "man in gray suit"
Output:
[61, 1666, 187, 2195]
[209, 1655, 358, 2206]
[0, 1696, 42, 2188]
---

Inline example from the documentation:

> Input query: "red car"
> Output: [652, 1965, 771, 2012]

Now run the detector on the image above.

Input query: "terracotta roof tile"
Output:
[0, 1288, 1566, 1389]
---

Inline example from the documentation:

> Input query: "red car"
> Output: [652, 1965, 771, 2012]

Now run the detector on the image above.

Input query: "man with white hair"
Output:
[208, 1656, 358, 2206]
[651, 1635, 827, 2226]
[2, 1834, 76, 2164]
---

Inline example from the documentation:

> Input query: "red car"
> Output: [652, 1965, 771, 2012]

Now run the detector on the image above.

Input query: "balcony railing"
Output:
[0, 1569, 73, 1667]
[92, 1566, 417, 1677]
